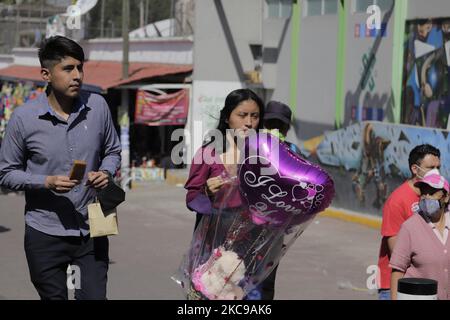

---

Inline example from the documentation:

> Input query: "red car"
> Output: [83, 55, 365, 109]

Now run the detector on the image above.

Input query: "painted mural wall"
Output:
[0, 81, 45, 145]
[310, 121, 450, 216]
[402, 18, 450, 130]
[303, 13, 450, 217]
[342, 2, 395, 127]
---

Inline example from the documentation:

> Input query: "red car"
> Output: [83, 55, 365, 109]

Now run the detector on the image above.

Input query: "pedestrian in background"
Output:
[261, 100, 302, 300]
[390, 169, 450, 300]
[263, 100, 302, 156]
[377, 144, 441, 299]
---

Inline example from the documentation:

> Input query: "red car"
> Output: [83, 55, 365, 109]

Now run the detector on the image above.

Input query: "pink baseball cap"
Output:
[414, 169, 450, 193]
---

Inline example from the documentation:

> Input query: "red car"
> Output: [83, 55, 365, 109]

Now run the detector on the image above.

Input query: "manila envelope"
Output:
[88, 202, 119, 237]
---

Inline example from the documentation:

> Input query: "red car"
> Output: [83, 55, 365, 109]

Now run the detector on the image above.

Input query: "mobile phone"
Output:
[69, 160, 87, 181]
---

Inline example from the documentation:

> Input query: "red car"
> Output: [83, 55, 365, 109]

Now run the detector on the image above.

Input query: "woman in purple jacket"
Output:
[184, 89, 265, 299]
[185, 89, 265, 230]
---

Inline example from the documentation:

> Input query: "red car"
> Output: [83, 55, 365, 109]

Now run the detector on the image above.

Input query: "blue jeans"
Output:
[378, 289, 391, 300]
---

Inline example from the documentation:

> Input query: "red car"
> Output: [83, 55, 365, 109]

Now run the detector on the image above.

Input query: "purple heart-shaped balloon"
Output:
[238, 133, 335, 227]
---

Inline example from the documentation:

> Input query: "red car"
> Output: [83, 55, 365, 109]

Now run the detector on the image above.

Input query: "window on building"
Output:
[281, 0, 292, 17]
[324, 0, 338, 14]
[355, 0, 373, 12]
[376, 0, 393, 11]
[354, 0, 393, 13]
[267, 0, 280, 17]
[305, 0, 338, 17]
[306, 0, 322, 16]
[266, 0, 292, 18]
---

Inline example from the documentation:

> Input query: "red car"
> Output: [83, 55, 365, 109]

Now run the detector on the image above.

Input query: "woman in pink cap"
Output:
[390, 169, 450, 300]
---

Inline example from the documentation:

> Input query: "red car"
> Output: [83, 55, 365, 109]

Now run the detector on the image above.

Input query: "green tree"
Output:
[87, 0, 171, 39]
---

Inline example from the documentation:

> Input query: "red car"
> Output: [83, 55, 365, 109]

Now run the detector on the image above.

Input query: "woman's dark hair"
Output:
[38, 36, 85, 69]
[217, 89, 264, 133]
[418, 183, 448, 196]
[207, 89, 264, 151]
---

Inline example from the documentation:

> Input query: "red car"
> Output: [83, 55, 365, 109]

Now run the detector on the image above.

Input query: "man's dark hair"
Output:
[264, 119, 290, 136]
[38, 36, 85, 69]
[408, 144, 440, 169]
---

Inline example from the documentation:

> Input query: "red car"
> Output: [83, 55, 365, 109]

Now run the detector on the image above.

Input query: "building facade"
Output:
[191, 0, 450, 216]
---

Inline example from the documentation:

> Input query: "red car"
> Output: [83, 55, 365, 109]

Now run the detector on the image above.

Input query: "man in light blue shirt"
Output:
[0, 36, 121, 300]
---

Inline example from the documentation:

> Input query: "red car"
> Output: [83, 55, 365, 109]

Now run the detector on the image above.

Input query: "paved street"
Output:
[0, 183, 380, 300]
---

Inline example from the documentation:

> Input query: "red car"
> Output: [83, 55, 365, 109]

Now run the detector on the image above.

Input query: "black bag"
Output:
[97, 177, 126, 211]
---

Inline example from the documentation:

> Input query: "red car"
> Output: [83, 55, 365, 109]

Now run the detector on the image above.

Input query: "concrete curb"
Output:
[320, 208, 382, 230]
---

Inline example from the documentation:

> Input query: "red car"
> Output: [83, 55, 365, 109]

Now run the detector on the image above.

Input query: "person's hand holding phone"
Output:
[45, 160, 86, 193]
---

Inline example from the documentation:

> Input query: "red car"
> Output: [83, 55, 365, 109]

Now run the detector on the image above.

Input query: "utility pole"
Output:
[145, 0, 149, 25]
[100, 0, 105, 37]
[15, 1, 21, 47]
[120, 0, 130, 189]
[110, 20, 115, 37]
[122, 0, 129, 79]
[140, 0, 145, 29]
[170, 0, 175, 36]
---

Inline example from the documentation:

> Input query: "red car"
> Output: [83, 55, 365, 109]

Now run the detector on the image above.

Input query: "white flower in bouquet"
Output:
[194, 246, 246, 300]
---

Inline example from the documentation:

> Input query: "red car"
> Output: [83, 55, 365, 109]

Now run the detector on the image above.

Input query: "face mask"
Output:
[263, 129, 286, 141]
[419, 198, 442, 218]
[415, 165, 428, 179]
[416, 166, 440, 179]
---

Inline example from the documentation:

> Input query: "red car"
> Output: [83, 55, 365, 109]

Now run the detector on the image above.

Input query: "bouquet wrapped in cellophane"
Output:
[172, 133, 335, 300]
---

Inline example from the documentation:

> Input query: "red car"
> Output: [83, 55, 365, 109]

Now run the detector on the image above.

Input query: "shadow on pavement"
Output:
[0, 226, 11, 233]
